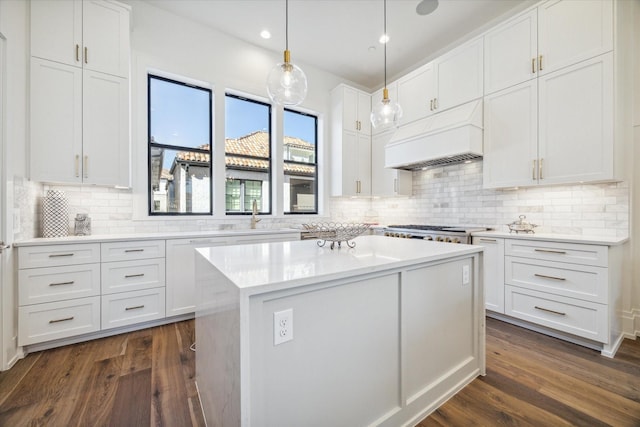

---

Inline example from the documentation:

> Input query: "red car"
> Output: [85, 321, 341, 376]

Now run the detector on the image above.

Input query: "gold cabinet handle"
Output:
[534, 306, 565, 316]
[49, 281, 75, 287]
[534, 249, 567, 255]
[433, 98, 438, 110]
[534, 273, 566, 281]
[49, 316, 74, 324]
[75, 154, 80, 177]
[49, 253, 74, 258]
[125, 249, 144, 253]
[124, 273, 145, 278]
[84, 46, 88, 64]
[538, 54, 543, 71]
[76, 44, 80, 62]
[393, 178, 398, 193]
[83, 155, 88, 178]
[125, 305, 145, 311]
[532, 159, 537, 180]
[539, 158, 544, 180]
[532, 57, 536, 73]
[430, 99, 433, 111]
[478, 238, 497, 243]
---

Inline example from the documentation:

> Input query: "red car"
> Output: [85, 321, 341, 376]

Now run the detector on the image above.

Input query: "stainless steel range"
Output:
[383, 225, 491, 244]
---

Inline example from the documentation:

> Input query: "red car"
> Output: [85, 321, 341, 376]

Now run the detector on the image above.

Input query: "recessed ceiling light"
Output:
[368, 46, 376, 52]
[379, 34, 389, 44]
[260, 30, 271, 39]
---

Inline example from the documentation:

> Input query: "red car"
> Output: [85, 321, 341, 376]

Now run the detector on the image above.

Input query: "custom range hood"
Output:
[385, 100, 483, 170]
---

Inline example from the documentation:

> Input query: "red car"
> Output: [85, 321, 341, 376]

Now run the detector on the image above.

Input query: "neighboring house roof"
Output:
[169, 131, 315, 175]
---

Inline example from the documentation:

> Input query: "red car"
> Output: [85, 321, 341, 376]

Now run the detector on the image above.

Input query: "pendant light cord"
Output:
[285, 0, 289, 51]
[384, 0, 387, 88]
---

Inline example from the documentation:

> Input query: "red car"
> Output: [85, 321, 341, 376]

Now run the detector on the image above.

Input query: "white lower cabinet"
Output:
[101, 288, 165, 330]
[472, 236, 505, 313]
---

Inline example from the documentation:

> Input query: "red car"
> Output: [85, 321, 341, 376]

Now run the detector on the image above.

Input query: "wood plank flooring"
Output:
[1, 318, 639, 426]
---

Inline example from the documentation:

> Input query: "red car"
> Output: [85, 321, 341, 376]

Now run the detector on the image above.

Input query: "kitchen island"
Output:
[195, 235, 485, 427]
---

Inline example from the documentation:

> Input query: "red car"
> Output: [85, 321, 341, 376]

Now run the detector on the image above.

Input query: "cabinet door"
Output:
[338, 131, 360, 196]
[30, 0, 82, 67]
[473, 237, 505, 313]
[397, 63, 435, 124]
[538, 0, 613, 76]
[30, 58, 83, 184]
[342, 87, 359, 133]
[357, 91, 372, 136]
[538, 53, 613, 185]
[165, 238, 231, 317]
[484, 9, 537, 95]
[82, 70, 130, 187]
[82, 0, 130, 78]
[371, 130, 411, 196]
[356, 133, 372, 196]
[483, 80, 538, 189]
[434, 38, 483, 112]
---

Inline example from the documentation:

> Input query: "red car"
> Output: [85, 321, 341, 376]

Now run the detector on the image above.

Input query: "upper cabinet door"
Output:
[82, 1, 131, 78]
[538, 0, 613, 76]
[31, 0, 82, 67]
[434, 37, 484, 112]
[484, 9, 537, 95]
[397, 63, 435, 125]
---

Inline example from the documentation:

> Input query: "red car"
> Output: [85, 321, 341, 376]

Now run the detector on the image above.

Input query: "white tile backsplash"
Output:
[14, 160, 629, 239]
[330, 161, 629, 238]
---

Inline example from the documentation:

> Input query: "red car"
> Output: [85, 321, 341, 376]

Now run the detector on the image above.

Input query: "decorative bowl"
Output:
[302, 222, 371, 249]
[507, 215, 538, 234]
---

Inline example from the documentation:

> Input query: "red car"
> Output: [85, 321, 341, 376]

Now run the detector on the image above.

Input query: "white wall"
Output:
[631, 0, 640, 335]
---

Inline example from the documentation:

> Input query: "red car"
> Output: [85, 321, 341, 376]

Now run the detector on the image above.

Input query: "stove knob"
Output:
[436, 236, 444, 242]
[425, 236, 433, 241]
[406, 234, 413, 239]
[452, 238, 461, 244]
[394, 233, 400, 238]
[445, 237, 452, 243]
[384, 232, 390, 236]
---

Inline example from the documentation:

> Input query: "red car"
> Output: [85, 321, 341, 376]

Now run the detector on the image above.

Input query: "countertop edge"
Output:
[471, 230, 628, 246]
[13, 228, 302, 247]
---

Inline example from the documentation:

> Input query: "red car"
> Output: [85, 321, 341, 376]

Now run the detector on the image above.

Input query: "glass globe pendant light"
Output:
[370, 0, 403, 129]
[267, 0, 307, 106]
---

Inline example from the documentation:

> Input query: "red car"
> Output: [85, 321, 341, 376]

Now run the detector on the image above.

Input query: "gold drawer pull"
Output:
[49, 253, 74, 258]
[125, 305, 145, 311]
[125, 249, 144, 253]
[124, 273, 145, 278]
[478, 238, 497, 243]
[534, 273, 566, 281]
[49, 281, 75, 286]
[49, 316, 74, 324]
[534, 249, 567, 255]
[534, 306, 566, 316]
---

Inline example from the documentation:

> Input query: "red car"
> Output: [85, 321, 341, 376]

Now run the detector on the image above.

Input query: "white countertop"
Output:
[472, 230, 628, 246]
[13, 228, 301, 246]
[196, 235, 483, 296]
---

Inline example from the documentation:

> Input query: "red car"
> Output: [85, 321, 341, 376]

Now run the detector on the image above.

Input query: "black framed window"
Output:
[225, 94, 272, 214]
[148, 74, 212, 215]
[283, 109, 318, 214]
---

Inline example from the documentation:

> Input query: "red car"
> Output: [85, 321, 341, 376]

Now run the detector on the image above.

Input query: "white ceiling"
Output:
[142, 0, 535, 90]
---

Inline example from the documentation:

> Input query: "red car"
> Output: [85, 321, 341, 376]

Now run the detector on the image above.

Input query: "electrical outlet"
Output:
[462, 265, 470, 285]
[274, 309, 293, 345]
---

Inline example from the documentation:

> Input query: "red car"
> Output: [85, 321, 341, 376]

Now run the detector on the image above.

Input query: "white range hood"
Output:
[385, 100, 483, 170]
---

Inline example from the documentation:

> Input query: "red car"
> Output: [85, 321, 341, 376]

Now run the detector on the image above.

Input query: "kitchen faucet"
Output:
[251, 199, 261, 229]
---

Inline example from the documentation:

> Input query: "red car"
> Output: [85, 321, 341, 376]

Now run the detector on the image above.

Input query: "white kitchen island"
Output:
[195, 235, 485, 427]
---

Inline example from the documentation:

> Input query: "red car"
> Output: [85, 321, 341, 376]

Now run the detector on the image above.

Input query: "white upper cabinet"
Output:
[371, 129, 411, 197]
[340, 85, 372, 136]
[434, 37, 484, 112]
[31, 0, 130, 78]
[538, 0, 613, 76]
[397, 64, 435, 125]
[396, 37, 483, 125]
[484, 10, 537, 95]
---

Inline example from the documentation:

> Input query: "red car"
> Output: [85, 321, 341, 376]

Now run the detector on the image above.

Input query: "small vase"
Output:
[42, 190, 69, 237]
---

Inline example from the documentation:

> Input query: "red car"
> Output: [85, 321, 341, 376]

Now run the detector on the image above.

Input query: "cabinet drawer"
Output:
[101, 288, 165, 330]
[19, 263, 101, 306]
[102, 258, 166, 295]
[505, 256, 607, 303]
[505, 239, 607, 267]
[101, 240, 165, 262]
[505, 285, 607, 343]
[19, 244, 101, 269]
[18, 296, 101, 346]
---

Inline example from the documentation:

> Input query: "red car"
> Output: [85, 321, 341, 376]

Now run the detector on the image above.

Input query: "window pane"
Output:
[225, 95, 271, 214]
[149, 75, 212, 215]
[283, 109, 317, 214]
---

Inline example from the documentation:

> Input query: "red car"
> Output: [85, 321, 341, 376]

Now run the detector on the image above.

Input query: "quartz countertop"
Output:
[13, 228, 301, 246]
[196, 235, 483, 296]
[471, 230, 628, 246]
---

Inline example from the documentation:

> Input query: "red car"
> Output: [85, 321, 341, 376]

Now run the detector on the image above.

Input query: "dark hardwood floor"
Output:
[1, 318, 639, 426]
